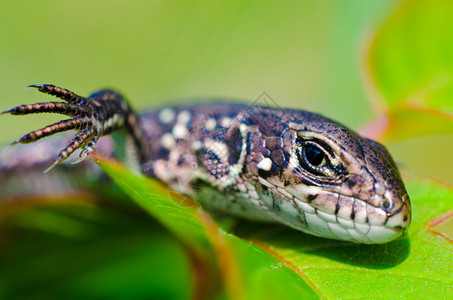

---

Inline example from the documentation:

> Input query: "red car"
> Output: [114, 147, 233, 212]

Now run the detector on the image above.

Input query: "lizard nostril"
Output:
[380, 198, 391, 210]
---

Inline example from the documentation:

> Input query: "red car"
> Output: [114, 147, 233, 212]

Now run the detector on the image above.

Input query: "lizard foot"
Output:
[2, 84, 130, 172]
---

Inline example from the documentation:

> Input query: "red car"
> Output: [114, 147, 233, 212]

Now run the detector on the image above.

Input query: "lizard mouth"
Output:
[278, 188, 410, 243]
[322, 193, 410, 243]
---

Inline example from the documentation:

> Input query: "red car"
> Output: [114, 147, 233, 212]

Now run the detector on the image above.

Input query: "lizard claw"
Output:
[2, 84, 130, 172]
[72, 138, 98, 165]
[43, 158, 63, 174]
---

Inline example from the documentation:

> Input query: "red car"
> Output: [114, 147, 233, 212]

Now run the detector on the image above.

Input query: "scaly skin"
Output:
[0, 85, 411, 243]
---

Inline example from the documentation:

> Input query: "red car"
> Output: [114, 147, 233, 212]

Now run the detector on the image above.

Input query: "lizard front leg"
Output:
[2, 84, 147, 172]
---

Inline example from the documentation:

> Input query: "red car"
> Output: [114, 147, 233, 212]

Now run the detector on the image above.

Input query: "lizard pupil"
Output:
[304, 144, 325, 167]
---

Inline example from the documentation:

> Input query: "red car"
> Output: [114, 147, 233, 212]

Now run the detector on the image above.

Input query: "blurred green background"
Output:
[0, 0, 388, 132]
[1, 0, 452, 298]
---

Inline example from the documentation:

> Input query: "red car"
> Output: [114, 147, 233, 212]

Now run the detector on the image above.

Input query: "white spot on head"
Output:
[112, 114, 119, 126]
[257, 157, 272, 171]
[159, 108, 175, 124]
[206, 140, 229, 159]
[161, 133, 176, 149]
[192, 140, 202, 150]
[221, 117, 232, 128]
[177, 110, 191, 124]
[173, 123, 188, 139]
[227, 123, 249, 178]
[239, 123, 248, 132]
[205, 118, 216, 131]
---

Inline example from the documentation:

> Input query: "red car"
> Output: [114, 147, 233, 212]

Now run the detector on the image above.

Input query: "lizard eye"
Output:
[295, 139, 334, 177]
[304, 144, 326, 167]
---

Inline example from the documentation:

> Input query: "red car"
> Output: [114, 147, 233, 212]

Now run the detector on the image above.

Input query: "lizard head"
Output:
[253, 110, 411, 244]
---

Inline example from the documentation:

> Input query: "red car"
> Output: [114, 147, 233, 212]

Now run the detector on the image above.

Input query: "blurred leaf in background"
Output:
[363, 0, 453, 184]
[367, 0, 453, 111]
[0, 204, 194, 299]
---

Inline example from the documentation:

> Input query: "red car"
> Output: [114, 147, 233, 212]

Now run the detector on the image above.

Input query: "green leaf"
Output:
[363, 0, 453, 142]
[363, 0, 453, 185]
[366, 0, 453, 112]
[0, 205, 193, 300]
[96, 157, 212, 256]
[364, 0, 453, 140]
[97, 157, 318, 300]
[236, 180, 453, 298]
[222, 233, 318, 300]
[359, 104, 453, 141]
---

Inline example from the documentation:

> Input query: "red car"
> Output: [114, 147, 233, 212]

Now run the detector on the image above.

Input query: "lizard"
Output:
[0, 84, 411, 244]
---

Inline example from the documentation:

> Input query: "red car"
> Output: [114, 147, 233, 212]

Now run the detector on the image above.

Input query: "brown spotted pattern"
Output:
[1, 85, 411, 243]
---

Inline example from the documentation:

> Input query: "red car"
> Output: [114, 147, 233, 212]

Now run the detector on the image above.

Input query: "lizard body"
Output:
[0, 85, 411, 244]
